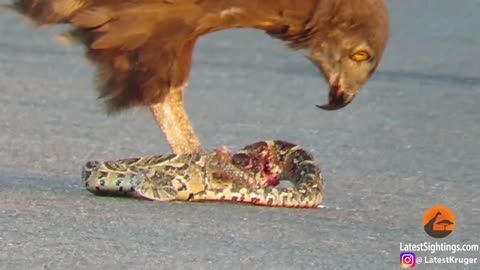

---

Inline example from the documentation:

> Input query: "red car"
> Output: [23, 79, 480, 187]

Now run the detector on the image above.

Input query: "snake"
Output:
[82, 140, 323, 208]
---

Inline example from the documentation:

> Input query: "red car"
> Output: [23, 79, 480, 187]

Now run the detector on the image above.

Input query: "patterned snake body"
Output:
[82, 140, 323, 208]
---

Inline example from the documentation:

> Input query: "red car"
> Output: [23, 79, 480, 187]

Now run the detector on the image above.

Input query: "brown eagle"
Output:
[7, 0, 389, 154]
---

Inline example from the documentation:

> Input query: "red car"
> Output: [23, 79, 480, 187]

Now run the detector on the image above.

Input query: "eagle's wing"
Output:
[14, 0, 203, 112]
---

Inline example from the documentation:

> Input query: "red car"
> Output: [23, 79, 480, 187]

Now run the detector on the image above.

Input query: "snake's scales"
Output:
[82, 140, 323, 208]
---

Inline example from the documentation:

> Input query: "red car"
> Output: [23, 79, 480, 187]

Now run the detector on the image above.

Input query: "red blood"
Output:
[266, 176, 280, 186]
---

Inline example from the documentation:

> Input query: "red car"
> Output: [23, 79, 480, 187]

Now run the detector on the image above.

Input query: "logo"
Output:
[423, 205, 455, 238]
[400, 252, 416, 268]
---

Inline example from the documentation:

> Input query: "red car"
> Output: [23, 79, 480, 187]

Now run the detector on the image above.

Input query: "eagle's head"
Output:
[305, 1, 389, 110]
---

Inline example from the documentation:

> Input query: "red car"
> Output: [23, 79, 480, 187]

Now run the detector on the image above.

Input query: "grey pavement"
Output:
[0, 1, 479, 269]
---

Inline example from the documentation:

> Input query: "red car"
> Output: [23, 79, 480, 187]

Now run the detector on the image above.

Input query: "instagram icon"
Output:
[400, 252, 416, 268]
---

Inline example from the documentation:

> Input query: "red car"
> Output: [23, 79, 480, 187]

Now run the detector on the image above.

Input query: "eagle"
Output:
[7, 0, 389, 154]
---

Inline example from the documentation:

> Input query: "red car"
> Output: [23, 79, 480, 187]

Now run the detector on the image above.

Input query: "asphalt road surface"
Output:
[0, 1, 479, 269]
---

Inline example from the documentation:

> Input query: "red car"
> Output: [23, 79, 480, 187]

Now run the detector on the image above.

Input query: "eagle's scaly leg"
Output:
[150, 86, 203, 154]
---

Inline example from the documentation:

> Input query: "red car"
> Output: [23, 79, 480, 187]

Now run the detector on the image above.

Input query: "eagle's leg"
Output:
[149, 86, 203, 155]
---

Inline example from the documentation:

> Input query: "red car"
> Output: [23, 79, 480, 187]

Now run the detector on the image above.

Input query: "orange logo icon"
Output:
[423, 205, 455, 238]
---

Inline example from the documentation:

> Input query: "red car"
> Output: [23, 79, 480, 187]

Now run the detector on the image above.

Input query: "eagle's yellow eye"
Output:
[351, 50, 370, 62]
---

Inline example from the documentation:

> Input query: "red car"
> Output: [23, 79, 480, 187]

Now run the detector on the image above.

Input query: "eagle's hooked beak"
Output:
[316, 75, 356, 110]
